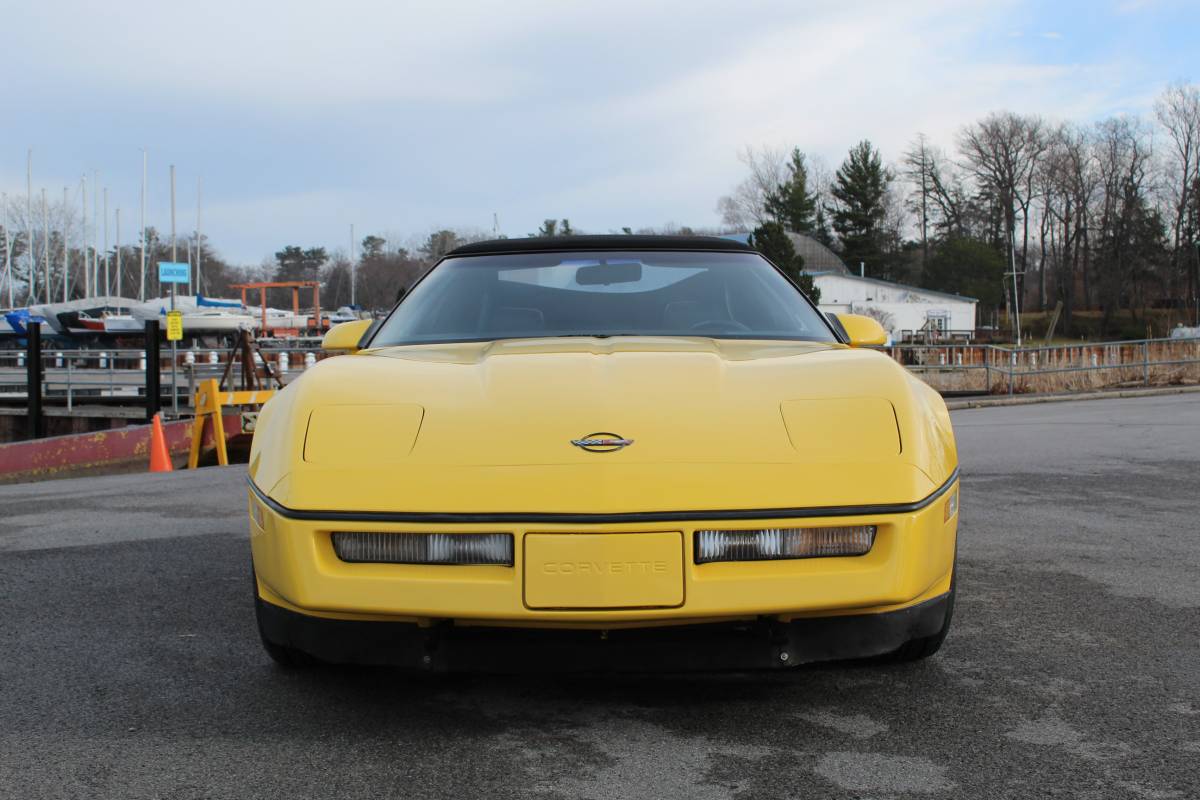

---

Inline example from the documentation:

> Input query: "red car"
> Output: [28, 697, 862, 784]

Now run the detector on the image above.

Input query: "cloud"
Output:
[1, 0, 1190, 262]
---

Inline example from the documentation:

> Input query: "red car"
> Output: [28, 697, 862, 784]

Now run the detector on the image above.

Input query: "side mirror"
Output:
[834, 313, 888, 347]
[321, 319, 373, 353]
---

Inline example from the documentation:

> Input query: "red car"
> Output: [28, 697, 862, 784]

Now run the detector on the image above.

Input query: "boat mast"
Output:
[3, 191, 12, 308]
[116, 208, 122, 304]
[81, 176, 90, 299]
[62, 187, 69, 302]
[42, 189, 49, 302]
[139, 149, 147, 302]
[92, 170, 99, 299]
[195, 177, 202, 297]
[27, 149, 34, 304]
[103, 187, 110, 297]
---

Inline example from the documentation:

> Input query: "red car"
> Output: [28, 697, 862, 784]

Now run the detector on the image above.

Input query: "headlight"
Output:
[694, 526, 876, 564]
[331, 532, 513, 566]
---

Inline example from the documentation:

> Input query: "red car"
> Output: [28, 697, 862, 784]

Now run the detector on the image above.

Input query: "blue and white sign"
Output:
[158, 261, 190, 284]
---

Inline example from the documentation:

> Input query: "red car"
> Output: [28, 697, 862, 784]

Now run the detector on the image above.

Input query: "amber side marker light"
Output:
[694, 526, 876, 564]
[332, 532, 514, 566]
[944, 488, 959, 522]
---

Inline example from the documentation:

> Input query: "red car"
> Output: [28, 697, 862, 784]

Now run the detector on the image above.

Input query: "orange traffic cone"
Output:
[149, 413, 174, 473]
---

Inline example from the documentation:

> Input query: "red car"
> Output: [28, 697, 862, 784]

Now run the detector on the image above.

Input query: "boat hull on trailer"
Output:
[30, 297, 140, 335]
[102, 315, 143, 333]
[180, 311, 255, 333]
[2, 309, 53, 337]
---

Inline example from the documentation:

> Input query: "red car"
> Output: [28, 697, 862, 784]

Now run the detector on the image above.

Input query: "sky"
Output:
[2, 0, 1197, 264]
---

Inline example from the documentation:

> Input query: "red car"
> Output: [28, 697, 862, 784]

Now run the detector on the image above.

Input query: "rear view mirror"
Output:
[321, 319, 373, 353]
[576, 262, 642, 285]
[834, 313, 888, 347]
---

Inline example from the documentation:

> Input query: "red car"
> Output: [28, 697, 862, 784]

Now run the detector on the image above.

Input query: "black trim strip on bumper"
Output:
[246, 467, 959, 525]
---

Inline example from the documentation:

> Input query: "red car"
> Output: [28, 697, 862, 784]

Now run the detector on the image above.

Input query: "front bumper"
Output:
[255, 589, 952, 671]
[248, 474, 959, 629]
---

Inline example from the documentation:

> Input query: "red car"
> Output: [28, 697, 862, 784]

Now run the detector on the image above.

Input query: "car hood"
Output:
[250, 337, 957, 514]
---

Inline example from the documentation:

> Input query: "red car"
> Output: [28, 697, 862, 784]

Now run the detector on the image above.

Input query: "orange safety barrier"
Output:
[188, 378, 277, 468]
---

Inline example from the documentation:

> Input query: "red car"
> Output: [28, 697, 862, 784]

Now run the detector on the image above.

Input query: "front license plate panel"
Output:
[524, 532, 684, 610]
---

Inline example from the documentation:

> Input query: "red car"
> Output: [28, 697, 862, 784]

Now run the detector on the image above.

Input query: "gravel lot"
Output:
[1, 395, 1197, 799]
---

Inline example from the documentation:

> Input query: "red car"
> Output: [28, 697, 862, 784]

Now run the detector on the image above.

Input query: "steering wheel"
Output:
[689, 319, 751, 333]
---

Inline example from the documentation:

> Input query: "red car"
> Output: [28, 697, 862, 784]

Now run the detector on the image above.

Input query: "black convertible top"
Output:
[446, 234, 755, 257]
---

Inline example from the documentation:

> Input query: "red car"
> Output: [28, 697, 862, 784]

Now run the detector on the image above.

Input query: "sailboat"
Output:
[30, 296, 140, 335]
[129, 294, 255, 333]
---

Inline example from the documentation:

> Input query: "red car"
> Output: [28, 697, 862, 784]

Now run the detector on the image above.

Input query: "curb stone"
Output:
[945, 384, 1200, 410]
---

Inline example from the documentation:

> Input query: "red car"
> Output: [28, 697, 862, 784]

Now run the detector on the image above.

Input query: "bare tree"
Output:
[1038, 124, 1098, 326]
[901, 136, 974, 243]
[958, 112, 1048, 319]
[716, 146, 788, 229]
[1155, 82, 1200, 321]
[1092, 116, 1158, 330]
[1, 193, 84, 305]
[903, 134, 935, 263]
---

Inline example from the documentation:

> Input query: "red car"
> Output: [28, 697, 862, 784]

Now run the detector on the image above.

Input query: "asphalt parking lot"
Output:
[1, 394, 1198, 799]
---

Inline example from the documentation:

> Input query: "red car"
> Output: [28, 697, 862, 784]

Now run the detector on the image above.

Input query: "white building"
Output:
[811, 271, 978, 343]
[721, 231, 979, 341]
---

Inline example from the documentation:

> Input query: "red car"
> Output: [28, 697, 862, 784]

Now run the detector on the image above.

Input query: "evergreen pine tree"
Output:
[831, 140, 891, 276]
[750, 221, 820, 303]
[764, 148, 818, 233]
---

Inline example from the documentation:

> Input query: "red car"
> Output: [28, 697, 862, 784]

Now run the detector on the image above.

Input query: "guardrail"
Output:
[885, 336, 1200, 395]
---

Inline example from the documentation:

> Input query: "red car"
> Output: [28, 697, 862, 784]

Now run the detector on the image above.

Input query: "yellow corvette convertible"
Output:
[248, 235, 959, 671]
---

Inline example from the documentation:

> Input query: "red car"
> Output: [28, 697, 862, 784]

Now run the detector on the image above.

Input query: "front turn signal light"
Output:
[331, 532, 514, 566]
[694, 526, 875, 564]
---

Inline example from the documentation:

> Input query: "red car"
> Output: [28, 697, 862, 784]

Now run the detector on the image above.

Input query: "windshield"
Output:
[369, 250, 836, 347]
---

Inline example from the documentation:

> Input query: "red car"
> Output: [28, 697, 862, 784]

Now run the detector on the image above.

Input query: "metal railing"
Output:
[0, 344, 335, 412]
[183, 345, 327, 399]
[886, 336, 1200, 396]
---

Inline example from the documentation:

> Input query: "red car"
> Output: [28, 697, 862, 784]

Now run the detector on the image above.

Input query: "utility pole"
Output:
[169, 164, 178, 416]
[170, 165, 177, 264]
[1007, 223, 1023, 347]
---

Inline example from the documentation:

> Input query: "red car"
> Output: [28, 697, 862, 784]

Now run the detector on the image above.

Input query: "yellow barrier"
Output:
[188, 378, 276, 468]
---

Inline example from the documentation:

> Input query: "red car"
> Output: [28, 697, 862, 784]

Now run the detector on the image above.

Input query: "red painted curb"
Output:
[0, 414, 243, 481]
